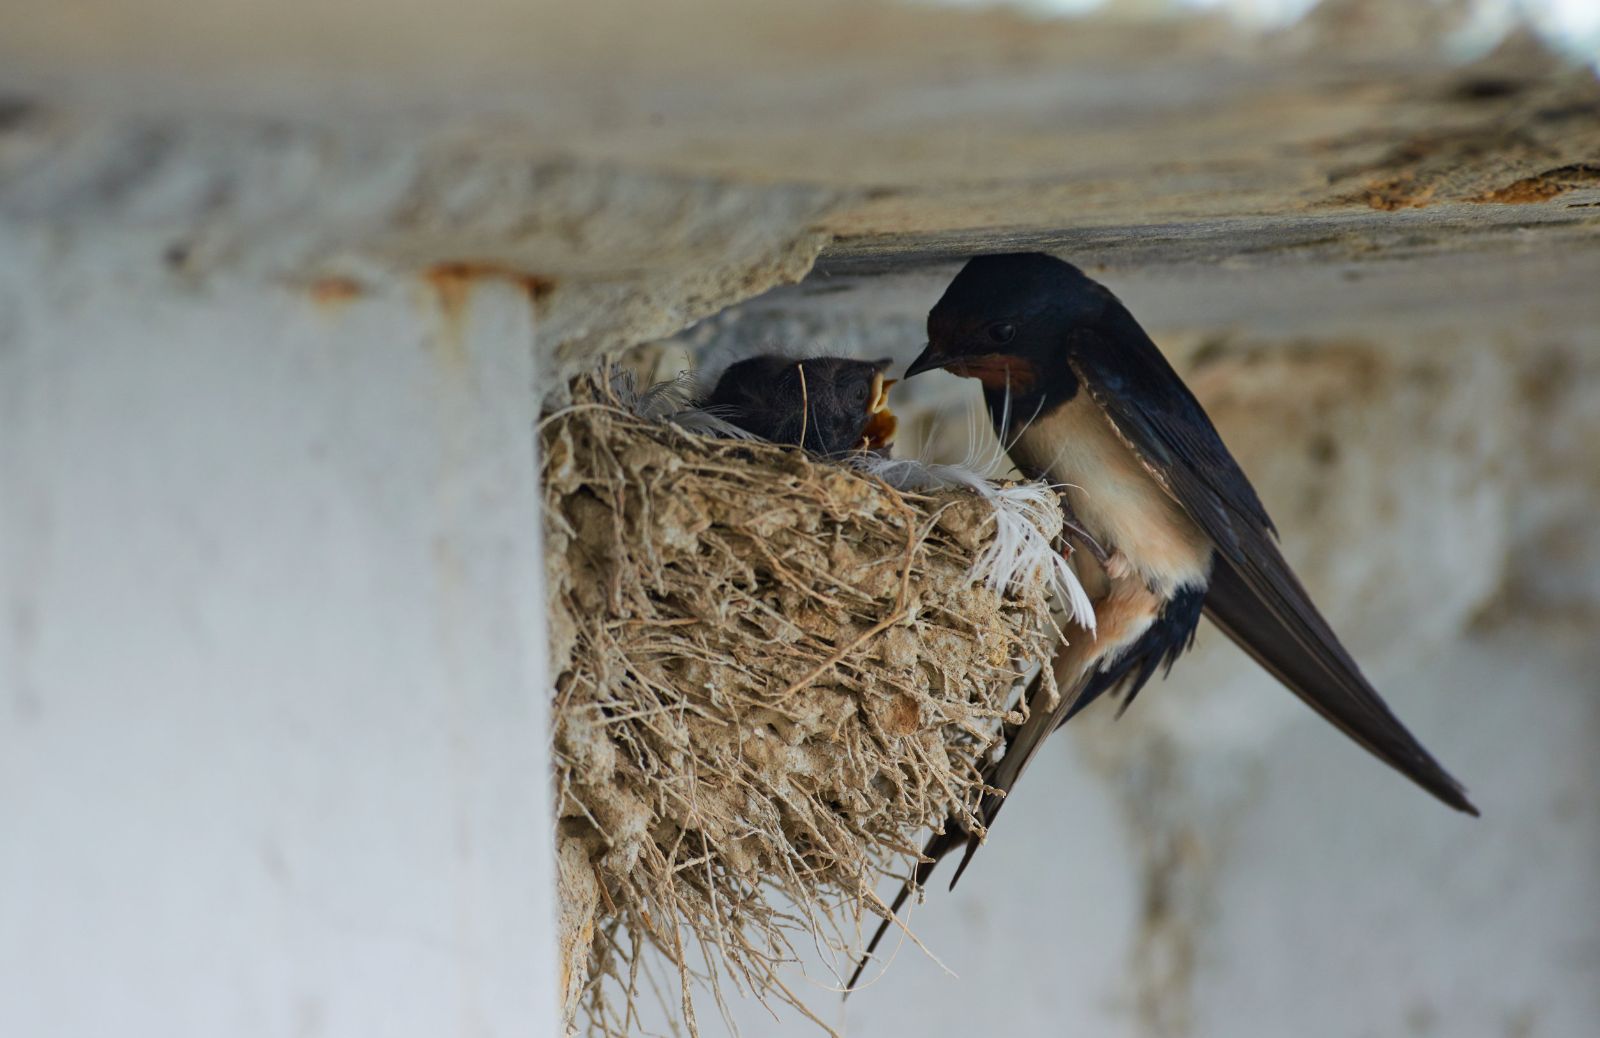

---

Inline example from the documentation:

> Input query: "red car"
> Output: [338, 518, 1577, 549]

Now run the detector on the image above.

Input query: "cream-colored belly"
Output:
[1009, 392, 1213, 597]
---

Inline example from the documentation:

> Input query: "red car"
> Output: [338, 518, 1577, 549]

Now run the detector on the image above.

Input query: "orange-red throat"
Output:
[944, 354, 1037, 393]
[905, 341, 1039, 393]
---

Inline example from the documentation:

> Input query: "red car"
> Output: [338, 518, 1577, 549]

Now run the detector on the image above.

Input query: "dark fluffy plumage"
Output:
[702, 355, 893, 456]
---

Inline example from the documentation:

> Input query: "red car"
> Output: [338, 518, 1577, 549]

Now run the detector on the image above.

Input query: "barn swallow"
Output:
[701, 355, 897, 455]
[847, 252, 1474, 990]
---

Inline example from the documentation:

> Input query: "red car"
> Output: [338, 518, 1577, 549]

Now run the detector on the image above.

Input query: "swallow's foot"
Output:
[1055, 492, 1110, 564]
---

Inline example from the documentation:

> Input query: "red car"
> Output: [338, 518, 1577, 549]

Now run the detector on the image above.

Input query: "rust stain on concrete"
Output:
[305, 275, 367, 310]
[422, 261, 557, 371]
[424, 261, 557, 314]
[1357, 175, 1438, 211]
[1472, 163, 1600, 204]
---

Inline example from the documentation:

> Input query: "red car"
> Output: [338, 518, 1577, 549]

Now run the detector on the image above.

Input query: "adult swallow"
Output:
[701, 355, 897, 455]
[847, 252, 1474, 990]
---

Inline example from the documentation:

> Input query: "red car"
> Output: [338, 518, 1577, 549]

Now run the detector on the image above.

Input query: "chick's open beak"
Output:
[857, 372, 898, 450]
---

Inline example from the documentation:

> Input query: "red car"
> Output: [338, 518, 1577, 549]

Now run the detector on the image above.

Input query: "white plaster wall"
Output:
[0, 229, 557, 1036]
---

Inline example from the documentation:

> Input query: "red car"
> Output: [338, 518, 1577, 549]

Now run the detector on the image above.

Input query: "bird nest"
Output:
[543, 376, 1062, 1035]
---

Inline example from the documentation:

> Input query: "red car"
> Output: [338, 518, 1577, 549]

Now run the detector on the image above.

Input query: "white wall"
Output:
[0, 230, 556, 1036]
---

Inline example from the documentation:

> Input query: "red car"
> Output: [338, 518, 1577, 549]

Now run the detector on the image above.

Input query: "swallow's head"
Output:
[793, 356, 896, 455]
[705, 355, 896, 455]
[905, 252, 1109, 391]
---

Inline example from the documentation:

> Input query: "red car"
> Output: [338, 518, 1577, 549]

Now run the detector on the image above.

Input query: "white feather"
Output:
[850, 452, 1095, 632]
[612, 368, 762, 440]
[667, 407, 764, 442]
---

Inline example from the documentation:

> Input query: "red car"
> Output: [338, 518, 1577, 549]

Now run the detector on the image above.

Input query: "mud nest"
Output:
[543, 377, 1061, 1035]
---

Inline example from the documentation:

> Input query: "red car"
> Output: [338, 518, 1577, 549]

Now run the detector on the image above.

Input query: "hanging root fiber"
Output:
[543, 375, 1064, 1035]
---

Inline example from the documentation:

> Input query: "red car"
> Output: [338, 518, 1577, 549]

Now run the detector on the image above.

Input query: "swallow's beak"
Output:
[903, 343, 950, 379]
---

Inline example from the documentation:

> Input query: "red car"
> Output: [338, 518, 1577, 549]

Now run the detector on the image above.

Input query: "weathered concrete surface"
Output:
[0, 111, 848, 382]
[2, 1, 1597, 1035]
[0, 233, 556, 1036]
[4, 2, 1599, 377]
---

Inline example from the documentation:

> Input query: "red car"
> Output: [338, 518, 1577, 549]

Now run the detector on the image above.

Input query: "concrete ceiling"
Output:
[3, 0, 1597, 371]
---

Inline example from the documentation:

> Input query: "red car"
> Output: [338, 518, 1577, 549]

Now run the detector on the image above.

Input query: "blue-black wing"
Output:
[1066, 322, 1475, 816]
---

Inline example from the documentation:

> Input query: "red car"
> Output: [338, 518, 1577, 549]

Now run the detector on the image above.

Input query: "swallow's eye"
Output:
[849, 380, 870, 407]
[986, 322, 1016, 345]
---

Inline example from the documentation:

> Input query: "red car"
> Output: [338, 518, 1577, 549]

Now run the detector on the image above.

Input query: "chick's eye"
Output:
[986, 322, 1016, 345]
[850, 380, 870, 406]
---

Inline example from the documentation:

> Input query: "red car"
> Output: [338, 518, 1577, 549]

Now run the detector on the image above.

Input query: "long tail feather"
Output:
[1203, 556, 1477, 815]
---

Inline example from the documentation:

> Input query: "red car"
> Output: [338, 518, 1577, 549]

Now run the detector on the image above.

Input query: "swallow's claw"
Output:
[1055, 491, 1111, 564]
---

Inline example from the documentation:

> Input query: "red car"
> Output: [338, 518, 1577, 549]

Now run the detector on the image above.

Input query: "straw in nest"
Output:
[543, 375, 1073, 1035]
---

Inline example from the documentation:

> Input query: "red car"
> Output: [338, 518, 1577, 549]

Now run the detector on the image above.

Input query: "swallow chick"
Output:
[701, 354, 898, 456]
[848, 251, 1475, 990]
